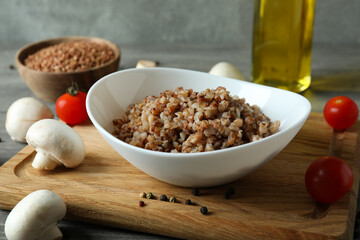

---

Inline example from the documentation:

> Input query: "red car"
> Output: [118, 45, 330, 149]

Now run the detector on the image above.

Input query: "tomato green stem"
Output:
[67, 81, 79, 96]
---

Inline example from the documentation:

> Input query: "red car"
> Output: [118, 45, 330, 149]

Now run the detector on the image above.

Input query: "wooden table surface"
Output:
[0, 42, 360, 239]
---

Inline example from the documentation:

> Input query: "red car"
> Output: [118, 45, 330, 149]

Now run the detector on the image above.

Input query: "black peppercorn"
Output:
[224, 187, 235, 199]
[224, 191, 232, 199]
[169, 197, 176, 203]
[160, 194, 168, 201]
[139, 201, 145, 207]
[185, 199, 192, 205]
[192, 188, 200, 196]
[200, 206, 208, 215]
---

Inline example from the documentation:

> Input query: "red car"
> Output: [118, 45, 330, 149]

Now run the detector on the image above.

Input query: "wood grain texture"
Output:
[0, 112, 359, 240]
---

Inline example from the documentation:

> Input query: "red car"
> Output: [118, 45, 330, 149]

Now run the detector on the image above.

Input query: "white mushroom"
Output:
[5, 97, 54, 142]
[26, 119, 85, 170]
[209, 62, 245, 80]
[5, 189, 66, 240]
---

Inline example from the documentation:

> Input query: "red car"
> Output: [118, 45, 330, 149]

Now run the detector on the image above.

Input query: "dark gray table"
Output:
[0, 42, 359, 239]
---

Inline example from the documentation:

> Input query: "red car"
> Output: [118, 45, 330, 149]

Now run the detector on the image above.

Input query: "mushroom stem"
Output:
[32, 151, 59, 170]
[38, 223, 63, 240]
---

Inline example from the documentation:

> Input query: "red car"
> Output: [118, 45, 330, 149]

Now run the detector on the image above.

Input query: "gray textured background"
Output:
[0, 0, 359, 46]
[0, 1, 360, 239]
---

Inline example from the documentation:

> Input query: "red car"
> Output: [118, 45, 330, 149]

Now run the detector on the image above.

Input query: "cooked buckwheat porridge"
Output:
[112, 87, 280, 153]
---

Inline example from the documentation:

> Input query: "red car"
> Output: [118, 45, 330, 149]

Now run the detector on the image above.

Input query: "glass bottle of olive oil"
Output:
[252, 0, 316, 93]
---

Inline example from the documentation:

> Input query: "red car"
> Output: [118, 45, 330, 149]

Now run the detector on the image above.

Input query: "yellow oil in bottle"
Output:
[252, 0, 316, 93]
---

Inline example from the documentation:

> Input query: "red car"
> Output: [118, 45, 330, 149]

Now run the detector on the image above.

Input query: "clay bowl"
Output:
[15, 36, 120, 102]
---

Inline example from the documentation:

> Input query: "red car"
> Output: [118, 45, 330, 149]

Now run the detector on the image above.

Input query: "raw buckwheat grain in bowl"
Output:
[112, 87, 280, 153]
[24, 40, 115, 73]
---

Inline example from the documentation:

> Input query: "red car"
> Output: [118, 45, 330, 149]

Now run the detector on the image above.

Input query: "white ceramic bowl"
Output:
[86, 68, 311, 187]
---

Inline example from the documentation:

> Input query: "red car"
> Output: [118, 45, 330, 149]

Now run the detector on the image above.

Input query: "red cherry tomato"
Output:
[323, 96, 359, 130]
[55, 82, 88, 125]
[305, 156, 354, 204]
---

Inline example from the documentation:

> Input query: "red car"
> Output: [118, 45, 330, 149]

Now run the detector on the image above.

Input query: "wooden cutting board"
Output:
[0, 112, 359, 240]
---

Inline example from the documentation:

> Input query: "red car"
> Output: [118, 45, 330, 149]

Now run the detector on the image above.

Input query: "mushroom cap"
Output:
[5, 97, 54, 142]
[209, 62, 245, 80]
[5, 190, 66, 240]
[26, 119, 85, 168]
